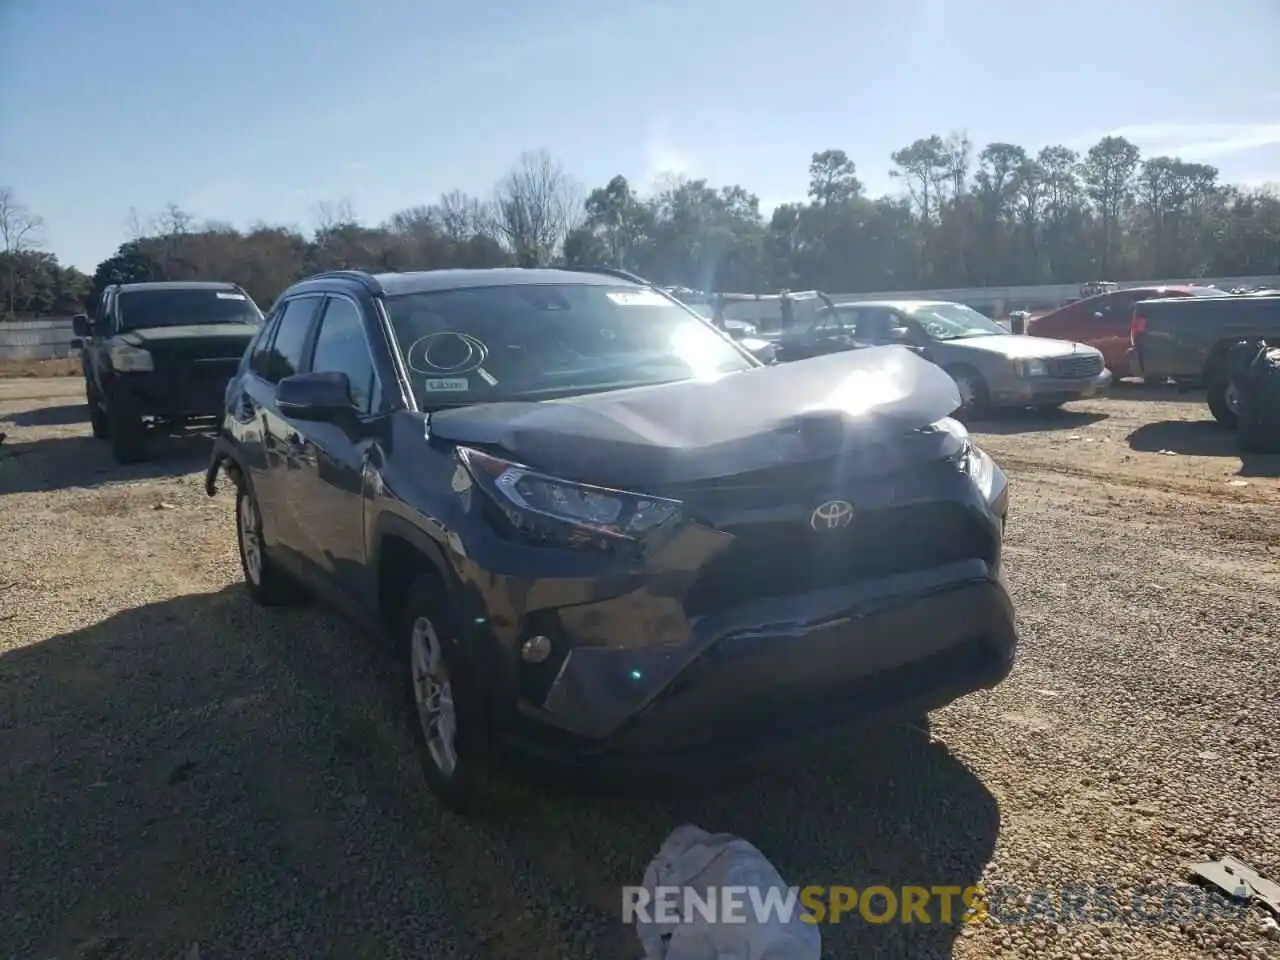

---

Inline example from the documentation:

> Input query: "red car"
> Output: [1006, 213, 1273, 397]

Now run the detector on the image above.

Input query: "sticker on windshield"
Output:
[424, 377, 470, 392]
[216, 292, 247, 300]
[606, 290, 668, 307]
[407, 332, 489, 375]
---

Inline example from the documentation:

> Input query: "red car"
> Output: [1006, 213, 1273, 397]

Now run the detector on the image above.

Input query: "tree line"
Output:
[2, 134, 1278, 319]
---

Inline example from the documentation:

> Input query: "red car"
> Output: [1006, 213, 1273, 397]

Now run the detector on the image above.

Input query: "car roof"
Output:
[833, 300, 957, 310]
[116, 280, 242, 293]
[369, 268, 640, 297]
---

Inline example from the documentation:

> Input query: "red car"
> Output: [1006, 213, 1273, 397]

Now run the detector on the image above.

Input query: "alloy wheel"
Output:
[410, 615, 458, 777]
[238, 492, 263, 586]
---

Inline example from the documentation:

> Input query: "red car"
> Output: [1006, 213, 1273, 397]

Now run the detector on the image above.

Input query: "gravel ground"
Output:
[2, 378, 1278, 960]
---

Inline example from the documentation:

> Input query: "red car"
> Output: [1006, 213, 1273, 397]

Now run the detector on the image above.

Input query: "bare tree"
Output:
[154, 202, 195, 236]
[490, 150, 583, 265]
[433, 190, 491, 243]
[313, 198, 358, 234]
[124, 206, 148, 241]
[0, 187, 46, 315]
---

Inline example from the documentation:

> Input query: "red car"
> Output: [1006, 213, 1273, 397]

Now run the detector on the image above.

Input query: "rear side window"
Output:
[264, 296, 322, 384]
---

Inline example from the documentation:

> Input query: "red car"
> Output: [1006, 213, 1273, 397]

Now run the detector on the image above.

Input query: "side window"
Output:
[96, 290, 114, 331]
[248, 307, 281, 378]
[854, 308, 896, 341]
[264, 296, 321, 384]
[307, 296, 379, 416]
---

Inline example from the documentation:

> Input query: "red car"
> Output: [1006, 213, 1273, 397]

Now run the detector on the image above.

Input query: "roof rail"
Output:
[559, 264, 653, 286]
[304, 269, 384, 295]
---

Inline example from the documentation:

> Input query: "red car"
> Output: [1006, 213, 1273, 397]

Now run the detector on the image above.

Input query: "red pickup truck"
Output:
[1027, 284, 1227, 378]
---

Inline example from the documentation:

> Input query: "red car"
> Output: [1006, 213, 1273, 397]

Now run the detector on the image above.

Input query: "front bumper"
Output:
[991, 369, 1111, 406]
[480, 557, 1017, 770]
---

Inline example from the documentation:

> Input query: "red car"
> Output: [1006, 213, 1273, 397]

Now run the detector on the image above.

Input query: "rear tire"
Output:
[1206, 370, 1238, 428]
[401, 574, 509, 815]
[235, 484, 305, 606]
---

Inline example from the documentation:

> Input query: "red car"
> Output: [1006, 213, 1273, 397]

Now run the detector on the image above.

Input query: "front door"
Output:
[287, 294, 387, 612]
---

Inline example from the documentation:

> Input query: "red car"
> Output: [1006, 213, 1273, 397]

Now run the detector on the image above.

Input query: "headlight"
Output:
[1014, 357, 1048, 377]
[109, 345, 154, 372]
[928, 418, 999, 501]
[962, 443, 998, 501]
[457, 446, 682, 551]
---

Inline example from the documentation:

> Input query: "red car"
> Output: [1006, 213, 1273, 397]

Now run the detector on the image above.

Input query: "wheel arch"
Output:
[372, 513, 456, 639]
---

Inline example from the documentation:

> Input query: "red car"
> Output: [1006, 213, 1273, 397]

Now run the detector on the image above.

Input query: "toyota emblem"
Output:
[810, 499, 855, 531]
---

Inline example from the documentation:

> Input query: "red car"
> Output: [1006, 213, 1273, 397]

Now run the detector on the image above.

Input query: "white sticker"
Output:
[216, 291, 247, 300]
[425, 377, 470, 392]
[607, 290, 668, 307]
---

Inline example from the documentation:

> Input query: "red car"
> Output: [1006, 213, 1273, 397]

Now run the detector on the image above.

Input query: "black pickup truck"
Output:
[74, 281, 264, 463]
[1128, 293, 1280, 426]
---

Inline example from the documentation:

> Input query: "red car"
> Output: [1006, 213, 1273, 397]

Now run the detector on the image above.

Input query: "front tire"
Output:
[106, 398, 148, 464]
[947, 365, 989, 421]
[236, 484, 304, 606]
[85, 382, 108, 439]
[401, 575, 506, 814]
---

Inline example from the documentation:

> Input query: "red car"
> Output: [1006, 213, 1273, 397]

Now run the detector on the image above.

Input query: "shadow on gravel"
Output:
[0, 432, 212, 494]
[1106, 380, 1205, 402]
[970, 407, 1107, 435]
[1128, 421, 1280, 478]
[1, 586, 1000, 960]
[6, 401, 89, 427]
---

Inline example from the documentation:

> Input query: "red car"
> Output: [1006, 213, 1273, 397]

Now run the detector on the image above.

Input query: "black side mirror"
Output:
[72, 314, 90, 337]
[276, 371, 354, 421]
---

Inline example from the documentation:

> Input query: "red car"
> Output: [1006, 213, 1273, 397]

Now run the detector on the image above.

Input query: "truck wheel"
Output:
[1206, 373, 1239, 429]
[401, 573, 509, 815]
[85, 383, 108, 439]
[106, 398, 148, 464]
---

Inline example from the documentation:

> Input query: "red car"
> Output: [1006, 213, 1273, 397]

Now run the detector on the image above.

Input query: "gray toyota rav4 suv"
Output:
[206, 266, 1018, 813]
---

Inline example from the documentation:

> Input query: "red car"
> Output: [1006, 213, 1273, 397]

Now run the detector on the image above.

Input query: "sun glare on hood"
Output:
[800, 351, 913, 417]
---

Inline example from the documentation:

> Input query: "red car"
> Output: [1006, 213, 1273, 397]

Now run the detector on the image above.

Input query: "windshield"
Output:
[383, 283, 756, 408]
[118, 289, 263, 329]
[1188, 286, 1229, 297]
[908, 303, 1008, 341]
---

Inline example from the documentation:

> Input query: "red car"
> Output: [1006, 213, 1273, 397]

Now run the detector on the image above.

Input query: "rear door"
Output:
[248, 295, 325, 560]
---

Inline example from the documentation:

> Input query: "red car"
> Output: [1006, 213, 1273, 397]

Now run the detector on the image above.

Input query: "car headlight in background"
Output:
[1013, 357, 1048, 378]
[457, 446, 682, 551]
[109, 345, 154, 372]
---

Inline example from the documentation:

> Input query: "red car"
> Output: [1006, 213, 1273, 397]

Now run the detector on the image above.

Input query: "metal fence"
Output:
[0, 317, 79, 362]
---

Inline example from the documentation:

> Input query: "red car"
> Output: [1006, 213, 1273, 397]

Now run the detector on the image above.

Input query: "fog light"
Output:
[521, 635, 552, 663]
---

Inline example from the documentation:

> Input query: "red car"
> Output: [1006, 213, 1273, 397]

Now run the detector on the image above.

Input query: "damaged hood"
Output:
[427, 346, 962, 488]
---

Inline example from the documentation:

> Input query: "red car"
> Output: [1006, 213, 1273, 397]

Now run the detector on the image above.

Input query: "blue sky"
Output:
[3, 0, 1278, 273]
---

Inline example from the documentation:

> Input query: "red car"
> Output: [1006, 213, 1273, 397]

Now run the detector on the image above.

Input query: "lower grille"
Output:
[1047, 353, 1104, 378]
[683, 503, 996, 616]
